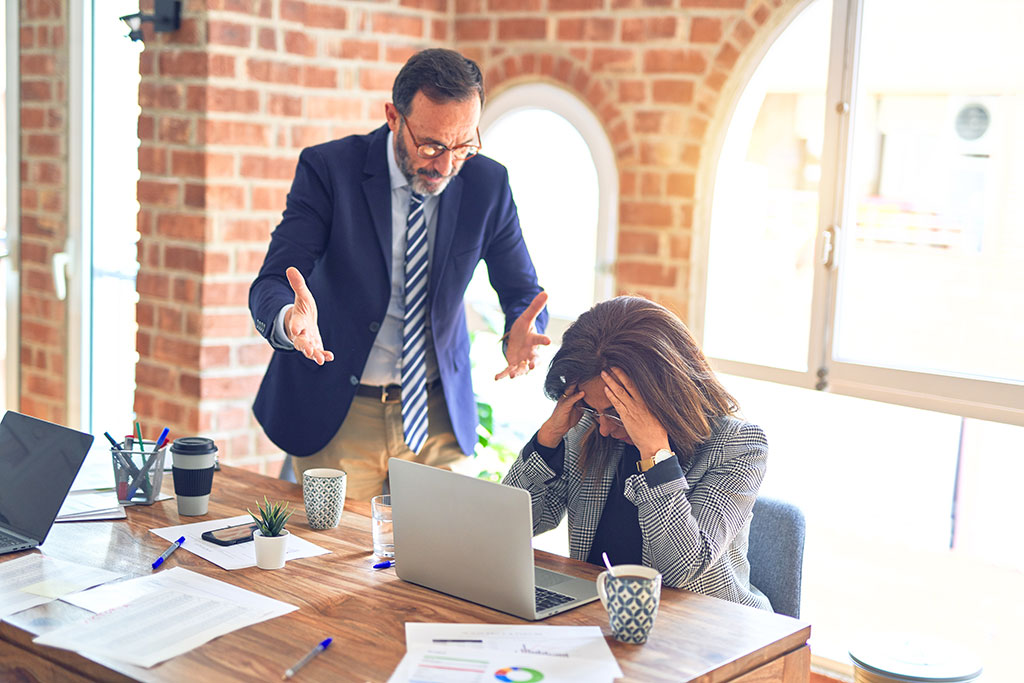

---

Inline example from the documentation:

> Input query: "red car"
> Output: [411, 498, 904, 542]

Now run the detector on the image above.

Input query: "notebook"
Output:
[388, 458, 599, 620]
[0, 411, 95, 554]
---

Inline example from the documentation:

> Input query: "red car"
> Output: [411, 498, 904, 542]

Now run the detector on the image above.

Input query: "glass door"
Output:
[88, 2, 141, 436]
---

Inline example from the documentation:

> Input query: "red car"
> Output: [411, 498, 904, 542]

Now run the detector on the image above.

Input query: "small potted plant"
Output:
[249, 496, 293, 570]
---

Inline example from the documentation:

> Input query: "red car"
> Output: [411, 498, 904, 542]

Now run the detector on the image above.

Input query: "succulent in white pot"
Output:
[248, 496, 293, 570]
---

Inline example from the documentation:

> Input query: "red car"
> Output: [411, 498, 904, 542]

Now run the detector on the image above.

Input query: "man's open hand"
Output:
[284, 267, 335, 365]
[495, 291, 551, 380]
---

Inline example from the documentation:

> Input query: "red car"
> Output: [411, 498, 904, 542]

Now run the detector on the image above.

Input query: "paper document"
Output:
[62, 566, 297, 617]
[388, 647, 617, 683]
[35, 587, 290, 668]
[56, 491, 125, 522]
[150, 514, 330, 570]
[406, 623, 621, 669]
[388, 623, 622, 682]
[0, 555, 124, 617]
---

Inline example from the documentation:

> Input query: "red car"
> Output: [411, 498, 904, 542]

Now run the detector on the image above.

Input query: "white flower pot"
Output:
[253, 529, 289, 570]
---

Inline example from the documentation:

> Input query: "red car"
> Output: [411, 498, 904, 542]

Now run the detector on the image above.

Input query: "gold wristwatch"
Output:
[637, 448, 674, 472]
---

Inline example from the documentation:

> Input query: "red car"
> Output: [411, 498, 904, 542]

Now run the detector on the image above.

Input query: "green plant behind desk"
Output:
[248, 496, 293, 537]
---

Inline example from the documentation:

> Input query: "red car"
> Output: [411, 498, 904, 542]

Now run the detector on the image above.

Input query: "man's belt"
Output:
[355, 379, 441, 404]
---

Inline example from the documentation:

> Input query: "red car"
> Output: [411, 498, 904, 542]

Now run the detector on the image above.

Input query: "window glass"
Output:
[90, 2, 141, 434]
[469, 109, 600, 323]
[835, 0, 1024, 382]
[703, 0, 831, 372]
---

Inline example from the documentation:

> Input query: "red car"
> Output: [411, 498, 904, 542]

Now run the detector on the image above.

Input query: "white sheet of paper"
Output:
[0, 555, 123, 615]
[34, 589, 271, 668]
[56, 491, 123, 521]
[55, 506, 127, 522]
[405, 623, 621, 675]
[387, 646, 617, 683]
[149, 515, 329, 570]
[62, 566, 297, 618]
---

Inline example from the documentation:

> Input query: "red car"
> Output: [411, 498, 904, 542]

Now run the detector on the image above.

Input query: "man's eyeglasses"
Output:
[579, 405, 623, 426]
[401, 115, 481, 161]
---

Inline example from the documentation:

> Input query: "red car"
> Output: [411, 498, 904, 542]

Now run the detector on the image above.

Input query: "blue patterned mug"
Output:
[302, 468, 347, 530]
[596, 564, 662, 644]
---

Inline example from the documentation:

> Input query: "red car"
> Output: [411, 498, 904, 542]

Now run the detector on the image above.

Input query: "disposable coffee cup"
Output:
[170, 437, 218, 516]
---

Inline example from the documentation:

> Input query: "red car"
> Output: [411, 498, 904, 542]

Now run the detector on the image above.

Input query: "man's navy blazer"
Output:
[249, 124, 547, 458]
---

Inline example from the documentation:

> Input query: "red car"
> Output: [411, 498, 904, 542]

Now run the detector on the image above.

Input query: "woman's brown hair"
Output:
[544, 296, 738, 466]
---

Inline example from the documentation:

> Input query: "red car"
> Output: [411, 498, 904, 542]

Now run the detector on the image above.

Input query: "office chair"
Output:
[278, 454, 296, 483]
[747, 496, 806, 619]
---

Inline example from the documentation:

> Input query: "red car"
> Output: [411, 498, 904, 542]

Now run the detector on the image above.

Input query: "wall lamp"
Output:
[120, 0, 182, 42]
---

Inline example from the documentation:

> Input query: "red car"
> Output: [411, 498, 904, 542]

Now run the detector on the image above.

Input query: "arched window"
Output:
[464, 83, 618, 457]
[698, 0, 1024, 424]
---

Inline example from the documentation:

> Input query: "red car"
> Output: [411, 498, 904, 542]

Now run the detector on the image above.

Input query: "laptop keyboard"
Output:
[0, 528, 26, 548]
[535, 586, 575, 612]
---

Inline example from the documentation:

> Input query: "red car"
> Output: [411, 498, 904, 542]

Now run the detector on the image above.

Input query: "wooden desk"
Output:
[1, 466, 810, 682]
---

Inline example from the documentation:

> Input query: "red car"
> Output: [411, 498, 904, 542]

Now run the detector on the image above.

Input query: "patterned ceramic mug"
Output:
[302, 468, 347, 530]
[596, 564, 662, 644]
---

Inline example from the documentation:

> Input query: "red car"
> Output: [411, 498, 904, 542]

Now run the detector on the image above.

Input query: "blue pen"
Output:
[373, 560, 395, 569]
[284, 637, 332, 679]
[152, 536, 185, 570]
[152, 427, 170, 453]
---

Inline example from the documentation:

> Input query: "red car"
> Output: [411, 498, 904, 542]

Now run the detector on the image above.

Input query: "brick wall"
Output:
[18, 0, 68, 424]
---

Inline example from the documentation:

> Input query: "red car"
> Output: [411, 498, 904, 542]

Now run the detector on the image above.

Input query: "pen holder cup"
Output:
[111, 441, 167, 505]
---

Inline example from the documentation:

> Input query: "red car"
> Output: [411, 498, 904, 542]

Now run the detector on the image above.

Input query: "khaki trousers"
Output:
[291, 385, 468, 501]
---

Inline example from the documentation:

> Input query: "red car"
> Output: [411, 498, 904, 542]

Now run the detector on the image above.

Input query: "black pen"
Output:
[432, 639, 483, 643]
[283, 637, 332, 679]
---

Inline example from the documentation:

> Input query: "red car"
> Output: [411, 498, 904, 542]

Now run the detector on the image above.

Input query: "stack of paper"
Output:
[56, 491, 126, 522]
[388, 623, 623, 683]
[40, 567, 298, 668]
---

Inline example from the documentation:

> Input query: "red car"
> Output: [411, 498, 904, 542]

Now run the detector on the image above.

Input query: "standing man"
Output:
[249, 49, 549, 500]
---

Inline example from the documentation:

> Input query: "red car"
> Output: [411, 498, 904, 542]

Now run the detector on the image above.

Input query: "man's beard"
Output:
[395, 121, 457, 196]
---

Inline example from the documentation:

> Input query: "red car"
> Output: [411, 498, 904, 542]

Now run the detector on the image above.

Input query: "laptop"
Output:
[389, 458, 599, 620]
[0, 411, 95, 555]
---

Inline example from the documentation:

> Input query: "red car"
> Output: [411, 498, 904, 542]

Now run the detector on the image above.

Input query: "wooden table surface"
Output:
[0, 465, 810, 682]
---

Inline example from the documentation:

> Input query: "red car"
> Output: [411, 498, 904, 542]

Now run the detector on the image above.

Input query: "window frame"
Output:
[4, 0, 21, 411]
[693, 0, 1024, 427]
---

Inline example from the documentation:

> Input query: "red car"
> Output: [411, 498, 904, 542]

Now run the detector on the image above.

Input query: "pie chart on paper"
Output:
[493, 666, 545, 682]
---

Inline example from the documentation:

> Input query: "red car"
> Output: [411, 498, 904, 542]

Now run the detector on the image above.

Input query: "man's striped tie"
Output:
[402, 191, 429, 454]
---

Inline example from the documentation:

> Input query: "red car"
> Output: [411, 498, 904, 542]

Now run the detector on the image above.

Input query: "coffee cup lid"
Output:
[170, 437, 218, 455]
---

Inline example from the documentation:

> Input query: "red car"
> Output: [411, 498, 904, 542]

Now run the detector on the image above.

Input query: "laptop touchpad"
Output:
[535, 567, 572, 588]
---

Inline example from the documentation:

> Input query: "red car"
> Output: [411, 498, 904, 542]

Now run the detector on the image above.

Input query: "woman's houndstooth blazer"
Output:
[504, 414, 772, 611]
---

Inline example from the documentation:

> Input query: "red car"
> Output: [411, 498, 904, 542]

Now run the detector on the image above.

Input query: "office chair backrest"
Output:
[747, 496, 806, 619]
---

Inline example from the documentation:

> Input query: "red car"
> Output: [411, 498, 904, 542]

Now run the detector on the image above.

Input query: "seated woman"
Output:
[504, 296, 771, 610]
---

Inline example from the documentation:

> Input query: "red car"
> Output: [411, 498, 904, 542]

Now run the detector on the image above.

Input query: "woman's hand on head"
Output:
[602, 368, 670, 459]
[537, 386, 585, 448]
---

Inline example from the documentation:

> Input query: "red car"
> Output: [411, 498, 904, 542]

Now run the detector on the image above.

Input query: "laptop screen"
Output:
[0, 411, 94, 542]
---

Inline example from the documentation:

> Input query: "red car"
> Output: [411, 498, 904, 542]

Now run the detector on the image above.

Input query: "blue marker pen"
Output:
[373, 560, 395, 569]
[152, 536, 185, 570]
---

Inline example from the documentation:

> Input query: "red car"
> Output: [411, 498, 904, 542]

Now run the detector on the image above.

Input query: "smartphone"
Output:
[201, 522, 257, 546]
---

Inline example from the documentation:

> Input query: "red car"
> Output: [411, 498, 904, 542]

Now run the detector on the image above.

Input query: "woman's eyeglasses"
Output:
[401, 114, 481, 161]
[579, 405, 623, 426]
